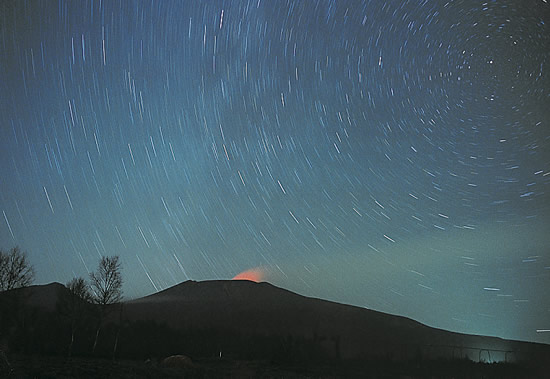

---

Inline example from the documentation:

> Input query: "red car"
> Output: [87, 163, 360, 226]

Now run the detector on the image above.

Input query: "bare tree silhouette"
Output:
[57, 277, 92, 357]
[0, 247, 35, 358]
[0, 247, 34, 291]
[89, 256, 123, 354]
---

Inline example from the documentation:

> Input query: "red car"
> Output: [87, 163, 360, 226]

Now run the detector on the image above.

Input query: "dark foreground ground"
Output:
[1, 354, 546, 379]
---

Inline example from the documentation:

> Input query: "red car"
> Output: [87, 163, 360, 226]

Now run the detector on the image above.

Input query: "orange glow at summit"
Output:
[232, 268, 264, 283]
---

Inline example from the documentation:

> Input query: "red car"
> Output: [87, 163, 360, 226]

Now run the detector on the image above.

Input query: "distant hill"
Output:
[2, 282, 67, 311]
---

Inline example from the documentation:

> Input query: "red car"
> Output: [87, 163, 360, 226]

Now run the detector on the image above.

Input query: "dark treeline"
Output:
[3, 298, 333, 364]
[2, 304, 543, 379]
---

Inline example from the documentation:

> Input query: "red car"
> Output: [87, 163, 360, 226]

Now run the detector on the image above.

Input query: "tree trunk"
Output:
[68, 328, 75, 358]
[92, 326, 101, 354]
[0, 349, 11, 370]
[112, 328, 120, 360]
[112, 302, 123, 360]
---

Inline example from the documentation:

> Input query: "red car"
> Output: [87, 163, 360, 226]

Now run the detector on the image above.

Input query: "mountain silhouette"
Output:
[123, 279, 550, 363]
[4, 280, 549, 366]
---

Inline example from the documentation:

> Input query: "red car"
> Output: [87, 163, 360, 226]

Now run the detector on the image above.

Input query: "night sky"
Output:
[1, 0, 549, 344]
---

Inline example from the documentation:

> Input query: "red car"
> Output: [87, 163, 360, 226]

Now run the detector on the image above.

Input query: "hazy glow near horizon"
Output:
[0, 0, 548, 344]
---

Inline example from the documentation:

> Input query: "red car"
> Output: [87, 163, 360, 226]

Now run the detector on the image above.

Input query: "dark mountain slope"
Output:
[3, 280, 549, 365]
[124, 280, 550, 363]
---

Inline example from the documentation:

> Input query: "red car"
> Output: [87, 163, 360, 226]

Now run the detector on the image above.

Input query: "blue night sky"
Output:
[1, 0, 549, 344]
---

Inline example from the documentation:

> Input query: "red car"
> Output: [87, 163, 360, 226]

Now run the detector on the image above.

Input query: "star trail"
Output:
[1, 0, 549, 344]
